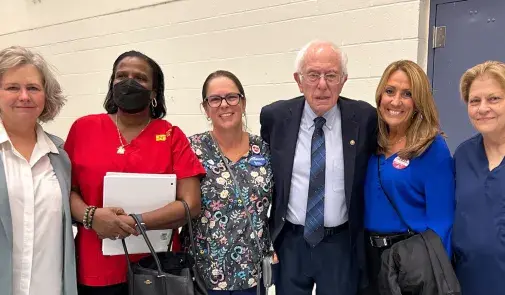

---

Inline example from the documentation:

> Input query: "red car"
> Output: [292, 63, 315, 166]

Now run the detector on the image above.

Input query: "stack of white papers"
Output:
[102, 172, 176, 255]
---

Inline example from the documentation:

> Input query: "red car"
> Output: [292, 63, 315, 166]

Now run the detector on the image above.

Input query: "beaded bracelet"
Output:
[83, 206, 97, 229]
[83, 207, 91, 229]
[88, 206, 97, 228]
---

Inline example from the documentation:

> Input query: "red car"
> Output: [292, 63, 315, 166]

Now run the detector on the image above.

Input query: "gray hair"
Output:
[0, 46, 65, 122]
[294, 40, 348, 76]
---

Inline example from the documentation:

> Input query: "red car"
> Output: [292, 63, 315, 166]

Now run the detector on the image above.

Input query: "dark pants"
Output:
[78, 283, 128, 295]
[207, 286, 265, 295]
[361, 231, 409, 295]
[361, 243, 388, 295]
[274, 222, 357, 295]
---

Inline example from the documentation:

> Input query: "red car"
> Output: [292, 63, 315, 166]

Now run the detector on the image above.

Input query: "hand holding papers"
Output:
[102, 172, 176, 255]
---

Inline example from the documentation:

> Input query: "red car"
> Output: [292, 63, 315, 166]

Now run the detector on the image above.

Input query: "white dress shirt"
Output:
[0, 121, 63, 295]
[286, 101, 347, 227]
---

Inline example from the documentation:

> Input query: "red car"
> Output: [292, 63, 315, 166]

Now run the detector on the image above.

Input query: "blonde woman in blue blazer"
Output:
[0, 46, 77, 295]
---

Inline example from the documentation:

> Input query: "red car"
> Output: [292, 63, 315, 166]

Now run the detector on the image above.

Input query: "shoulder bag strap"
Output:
[122, 200, 197, 275]
[377, 157, 415, 234]
[210, 133, 264, 260]
[210, 133, 266, 294]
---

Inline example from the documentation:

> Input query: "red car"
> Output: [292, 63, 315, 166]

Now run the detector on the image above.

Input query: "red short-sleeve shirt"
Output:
[64, 114, 205, 286]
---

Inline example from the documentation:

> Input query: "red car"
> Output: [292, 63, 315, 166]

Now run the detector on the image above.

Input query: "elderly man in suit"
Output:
[260, 40, 377, 295]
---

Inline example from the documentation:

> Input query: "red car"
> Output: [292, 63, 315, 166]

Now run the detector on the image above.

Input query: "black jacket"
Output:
[379, 229, 461, 295]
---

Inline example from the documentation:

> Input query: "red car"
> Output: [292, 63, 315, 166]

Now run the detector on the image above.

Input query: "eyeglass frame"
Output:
[203, 92, 244, 108]
[299, 72, 344, 85]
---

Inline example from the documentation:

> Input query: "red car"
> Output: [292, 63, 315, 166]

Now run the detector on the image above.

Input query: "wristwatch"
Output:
[134, 214, 147, 232]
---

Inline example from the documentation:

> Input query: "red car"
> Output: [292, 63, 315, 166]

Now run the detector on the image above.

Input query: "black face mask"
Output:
[112, 78, 152, 114]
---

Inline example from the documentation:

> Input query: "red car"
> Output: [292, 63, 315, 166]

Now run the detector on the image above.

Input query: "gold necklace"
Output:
[115, 114, 151, 154]
[389, 135, 406, 146]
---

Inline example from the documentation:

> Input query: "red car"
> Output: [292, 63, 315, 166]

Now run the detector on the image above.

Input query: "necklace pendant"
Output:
[117, 146, 125, 154]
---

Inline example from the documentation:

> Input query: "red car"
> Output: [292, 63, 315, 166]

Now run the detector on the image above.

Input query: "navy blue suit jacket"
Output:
[260, 95, 378, 285]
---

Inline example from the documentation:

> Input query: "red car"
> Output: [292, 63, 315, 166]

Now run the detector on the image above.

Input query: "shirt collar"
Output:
[302, 100, 340, 130]
[0, 119, 59, 154]
[0, 121, 9, 146]
[36, 124, 59, 154]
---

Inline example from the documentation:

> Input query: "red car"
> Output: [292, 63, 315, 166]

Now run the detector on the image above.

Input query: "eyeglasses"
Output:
[300, 72, 343, 84]
[204, 93, 244, 108]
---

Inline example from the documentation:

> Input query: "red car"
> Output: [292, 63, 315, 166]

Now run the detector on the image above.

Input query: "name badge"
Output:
[392, 156, 410, 170]
[249, 155, 266, 167]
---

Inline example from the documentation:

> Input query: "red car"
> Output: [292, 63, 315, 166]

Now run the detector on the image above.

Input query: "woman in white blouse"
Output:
[0, 46, 77, 295]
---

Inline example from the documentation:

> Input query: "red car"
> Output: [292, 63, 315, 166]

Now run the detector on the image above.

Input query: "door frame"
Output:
[426, 0, 467, 85]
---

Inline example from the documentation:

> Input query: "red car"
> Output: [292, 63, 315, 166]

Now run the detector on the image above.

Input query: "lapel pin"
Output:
[156, 134, 167, 141]
[350, 140, 355, 146]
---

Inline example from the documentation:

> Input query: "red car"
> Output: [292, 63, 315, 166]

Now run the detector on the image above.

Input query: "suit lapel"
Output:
[0, 155, 12, 244]
[281, 98, 305, 202]
[339, 98, 359, 208]
[48, 153, 70, 220]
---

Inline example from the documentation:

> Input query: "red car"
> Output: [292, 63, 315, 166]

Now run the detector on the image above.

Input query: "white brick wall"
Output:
[1, 1, 430, 293]
[0, 0, 429, 139]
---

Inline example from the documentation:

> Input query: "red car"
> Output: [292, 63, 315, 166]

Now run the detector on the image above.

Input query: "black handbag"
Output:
[122, 200, 208, 295]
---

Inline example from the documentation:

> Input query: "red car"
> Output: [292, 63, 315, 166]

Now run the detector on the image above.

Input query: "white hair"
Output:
[294, 40, 348, 76]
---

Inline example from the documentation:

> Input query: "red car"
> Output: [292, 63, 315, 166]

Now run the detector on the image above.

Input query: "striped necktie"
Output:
[304, 116, 326, 247]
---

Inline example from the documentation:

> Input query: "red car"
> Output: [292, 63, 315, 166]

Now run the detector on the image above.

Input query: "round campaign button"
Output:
[251, 145, 260, 154]
[392, 156, 410, 170]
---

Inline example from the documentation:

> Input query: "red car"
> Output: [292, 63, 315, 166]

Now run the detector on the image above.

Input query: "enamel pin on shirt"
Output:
[156, 134, 167, 141]
[251, 144, 260, 154]
[393, 156, 410, 169]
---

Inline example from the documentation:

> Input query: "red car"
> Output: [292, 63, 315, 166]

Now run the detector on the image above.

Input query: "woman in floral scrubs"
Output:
[187, 70, 274, 295]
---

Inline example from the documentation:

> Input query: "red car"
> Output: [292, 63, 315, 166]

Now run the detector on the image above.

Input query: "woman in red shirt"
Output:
[64, 50, 205, 295]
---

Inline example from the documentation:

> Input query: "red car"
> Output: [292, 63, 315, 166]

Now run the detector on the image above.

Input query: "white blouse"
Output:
[0, 122, 63, 295]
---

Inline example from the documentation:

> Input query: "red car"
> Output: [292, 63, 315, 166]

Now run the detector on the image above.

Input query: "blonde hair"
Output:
[376, 60, 441, 159]
[0, 46, 65, 122]
[460, 61, 505, 103]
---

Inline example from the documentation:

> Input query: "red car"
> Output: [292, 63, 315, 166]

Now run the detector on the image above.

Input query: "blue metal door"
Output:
[428, 0, 505, 153]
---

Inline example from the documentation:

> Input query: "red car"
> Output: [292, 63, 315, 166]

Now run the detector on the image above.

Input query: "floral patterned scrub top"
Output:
[186, 131, 274, 291]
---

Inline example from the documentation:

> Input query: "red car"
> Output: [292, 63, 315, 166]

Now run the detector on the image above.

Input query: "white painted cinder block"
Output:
[0, 0, 429, 293]
[0, 0, 429, 140]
